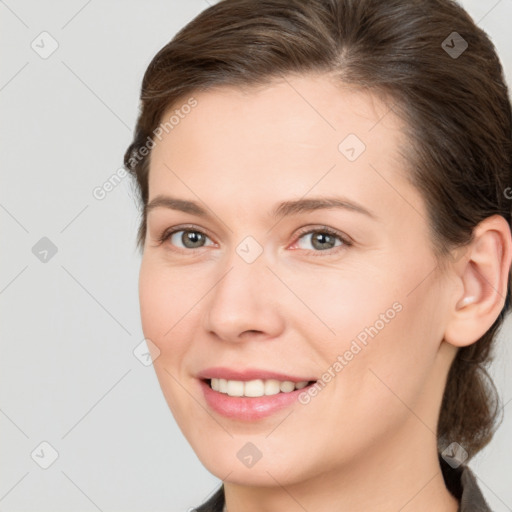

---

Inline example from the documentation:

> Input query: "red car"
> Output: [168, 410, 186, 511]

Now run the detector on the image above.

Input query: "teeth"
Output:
[209, 378, 311, 397]
[218, 378, 228, 393]
[264, 379, 281, 396]
[280, 381, 295, 393]
[226, 380, 244, 397]
[244, 379, 265, 397]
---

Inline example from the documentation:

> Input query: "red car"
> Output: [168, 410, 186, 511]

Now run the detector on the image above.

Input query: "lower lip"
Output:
[200, 380, 313, 421]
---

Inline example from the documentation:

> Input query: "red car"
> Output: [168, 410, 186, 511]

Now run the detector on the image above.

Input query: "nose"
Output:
[202, 252, 285, 343]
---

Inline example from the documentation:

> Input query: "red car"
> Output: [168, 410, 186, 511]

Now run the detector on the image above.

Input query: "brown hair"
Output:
[124, 0, 512, 460]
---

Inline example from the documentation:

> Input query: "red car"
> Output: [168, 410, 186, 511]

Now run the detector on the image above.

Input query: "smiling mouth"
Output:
[204, 378, 317, 398]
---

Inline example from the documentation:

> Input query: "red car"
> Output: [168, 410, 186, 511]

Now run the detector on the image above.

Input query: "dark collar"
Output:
[440, 455, 492, 512]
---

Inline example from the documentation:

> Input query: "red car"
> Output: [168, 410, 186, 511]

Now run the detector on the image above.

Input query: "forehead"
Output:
[147, 73, 414, 217]
[153, 74, 402, 149]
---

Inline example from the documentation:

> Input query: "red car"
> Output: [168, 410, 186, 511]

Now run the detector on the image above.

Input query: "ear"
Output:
[443, 215, 512, 347]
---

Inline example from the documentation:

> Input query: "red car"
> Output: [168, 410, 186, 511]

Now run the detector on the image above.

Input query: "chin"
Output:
[200, 453, 294, 486]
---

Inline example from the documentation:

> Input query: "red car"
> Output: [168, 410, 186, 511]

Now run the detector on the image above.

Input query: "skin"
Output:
[138, 73, 511, 512]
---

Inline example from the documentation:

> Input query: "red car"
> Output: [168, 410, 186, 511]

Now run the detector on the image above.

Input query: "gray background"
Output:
[1, 1, 511, 511]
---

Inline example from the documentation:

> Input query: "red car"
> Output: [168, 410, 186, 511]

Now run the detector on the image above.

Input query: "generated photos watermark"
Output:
[125, 96, 198, 171]
[298, 301, 403, 404]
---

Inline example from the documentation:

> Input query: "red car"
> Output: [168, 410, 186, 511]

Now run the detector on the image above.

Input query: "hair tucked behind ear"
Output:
[124, 0, 512, 460]
[438, 321, 505, 456]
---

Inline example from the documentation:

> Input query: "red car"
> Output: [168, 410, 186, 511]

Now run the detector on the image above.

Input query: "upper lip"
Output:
[197, 367, 316, 383]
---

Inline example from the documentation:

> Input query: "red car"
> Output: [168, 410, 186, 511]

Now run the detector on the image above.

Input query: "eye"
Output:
[157, 225, 352, 255]
[292, 227, 352, 253]
[158, 227, 215, 250]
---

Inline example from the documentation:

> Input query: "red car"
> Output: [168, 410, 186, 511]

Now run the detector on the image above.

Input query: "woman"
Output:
[124, 0, 512, 510]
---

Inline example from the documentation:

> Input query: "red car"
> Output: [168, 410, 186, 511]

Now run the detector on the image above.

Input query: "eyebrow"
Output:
[145, 195, 377, 220]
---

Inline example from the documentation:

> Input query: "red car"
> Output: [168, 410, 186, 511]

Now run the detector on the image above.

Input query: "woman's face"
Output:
[139, 74, 457, 486]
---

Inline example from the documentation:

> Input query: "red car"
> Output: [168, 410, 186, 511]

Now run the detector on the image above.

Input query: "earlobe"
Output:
[444, 215, 512, 348]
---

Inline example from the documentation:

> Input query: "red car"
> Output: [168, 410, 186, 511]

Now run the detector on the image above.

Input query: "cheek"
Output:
[138, 258, 194, 373]
[282, 264, 402, 349]
[138, 257, 204, 344]
[333, 274, 445, 425]
[138, 259, 208, 428]
[139, 260, 168, 342]
[288, 258, 440, 400]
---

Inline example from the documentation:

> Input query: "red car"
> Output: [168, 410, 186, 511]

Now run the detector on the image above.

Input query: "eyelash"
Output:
[157, 224, 353, 256]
